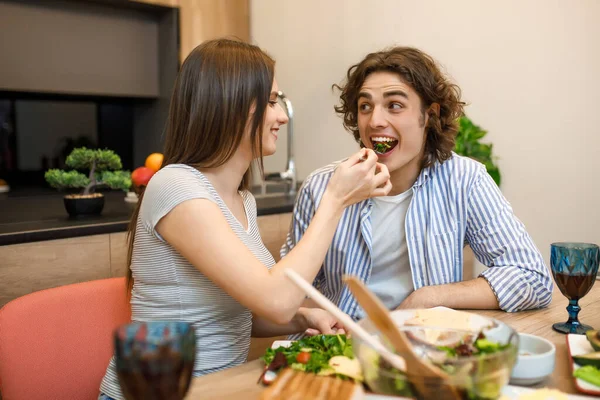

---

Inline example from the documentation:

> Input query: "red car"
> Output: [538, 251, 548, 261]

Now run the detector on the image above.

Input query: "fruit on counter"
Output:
[573, 351, 600, 368]
[587, 330, 600, 351]
[145, 153, 164, 172]
[573, 365, 600, 388]
[131, 166, 155, 188]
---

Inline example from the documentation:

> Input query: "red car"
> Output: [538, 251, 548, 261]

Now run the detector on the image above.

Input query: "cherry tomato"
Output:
[296, 352, 311, 364]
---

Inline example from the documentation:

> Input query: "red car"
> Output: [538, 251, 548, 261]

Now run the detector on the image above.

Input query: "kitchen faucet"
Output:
[263, 91, 297, 196]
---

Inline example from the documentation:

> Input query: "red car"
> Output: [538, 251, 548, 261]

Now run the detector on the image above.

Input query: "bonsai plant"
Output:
[454, 115, 501, 186]
[45, 147, 131, 217]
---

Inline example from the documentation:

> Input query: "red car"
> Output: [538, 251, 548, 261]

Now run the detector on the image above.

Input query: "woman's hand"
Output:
[299, 307, 346, 336]
[325, 148, 392, 208]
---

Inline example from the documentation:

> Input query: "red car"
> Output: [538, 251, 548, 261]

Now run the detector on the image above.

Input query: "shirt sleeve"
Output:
[140, 166, 215, 241]
[279, 179, 325, 290]
[465, 166, 553, 312]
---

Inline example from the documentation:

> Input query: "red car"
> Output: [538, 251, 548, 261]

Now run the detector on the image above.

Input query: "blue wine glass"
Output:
[550, 242, 599, 334]
[114, 321, 196, 400]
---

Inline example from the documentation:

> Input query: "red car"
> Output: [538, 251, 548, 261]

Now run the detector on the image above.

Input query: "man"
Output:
[282, 46, 552, 325]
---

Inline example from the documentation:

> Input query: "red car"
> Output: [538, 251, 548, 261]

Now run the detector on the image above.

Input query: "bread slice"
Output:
[259, 368, 364, 400]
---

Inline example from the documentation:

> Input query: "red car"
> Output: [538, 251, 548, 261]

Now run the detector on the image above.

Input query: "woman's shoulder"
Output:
[141, 164, 217, 211]
[145, 164, 211, 193]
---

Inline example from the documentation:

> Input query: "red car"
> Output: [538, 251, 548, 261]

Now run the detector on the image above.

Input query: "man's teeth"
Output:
[371, 137, 396, 142]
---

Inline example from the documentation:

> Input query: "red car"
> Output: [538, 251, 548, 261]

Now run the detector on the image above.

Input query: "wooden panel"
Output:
[110, 232, 129, 278]
[0, 235, 111, 307]
[257, 212, 292, 262]
[132, 0, 179, 6]
[179, 0, 249, 62]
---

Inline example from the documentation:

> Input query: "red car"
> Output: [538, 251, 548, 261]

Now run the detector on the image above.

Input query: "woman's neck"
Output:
[199, 153, 251, 203]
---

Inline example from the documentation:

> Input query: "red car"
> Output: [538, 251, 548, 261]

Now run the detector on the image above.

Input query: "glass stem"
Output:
[566, 299, 581, 328]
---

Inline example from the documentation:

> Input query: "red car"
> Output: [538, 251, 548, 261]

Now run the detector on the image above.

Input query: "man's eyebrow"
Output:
[358, 92, 372, 100]
[384, 90, 408, 99]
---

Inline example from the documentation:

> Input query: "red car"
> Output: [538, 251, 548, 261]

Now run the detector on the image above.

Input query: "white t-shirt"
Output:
[367, 189, 414, 310]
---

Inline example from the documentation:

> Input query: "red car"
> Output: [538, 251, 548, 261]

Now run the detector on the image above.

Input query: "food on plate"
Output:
[259, 368, 364, 400]
[260, 334, 358, 383]
[586, 330, 600, 351]
[573, 365, 600, 388]
[359, 329, 516, 399]
[404, 308, 483, 332]
[573, 351, 600, 368]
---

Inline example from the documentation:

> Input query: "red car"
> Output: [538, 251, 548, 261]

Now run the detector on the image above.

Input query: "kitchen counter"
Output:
[0, 190, 296, 246]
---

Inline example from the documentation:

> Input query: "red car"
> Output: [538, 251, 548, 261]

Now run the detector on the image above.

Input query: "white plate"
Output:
[568, 333, 600, 396]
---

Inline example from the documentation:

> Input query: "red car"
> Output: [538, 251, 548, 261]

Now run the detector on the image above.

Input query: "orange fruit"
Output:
[145, 153, 164, 172]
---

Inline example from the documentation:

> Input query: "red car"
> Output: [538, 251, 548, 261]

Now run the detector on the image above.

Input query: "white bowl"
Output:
[509, 333, 556, 386]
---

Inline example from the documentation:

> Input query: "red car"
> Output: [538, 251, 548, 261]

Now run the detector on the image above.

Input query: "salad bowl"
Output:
[353, 309, 519, 400]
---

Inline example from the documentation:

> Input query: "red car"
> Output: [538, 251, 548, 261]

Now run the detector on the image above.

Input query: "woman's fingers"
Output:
[371, 179, 393, 197]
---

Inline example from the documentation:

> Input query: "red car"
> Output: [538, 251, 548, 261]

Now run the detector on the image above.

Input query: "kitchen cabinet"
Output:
[0, 213, 292, 307]
[133, 0, 250, 62]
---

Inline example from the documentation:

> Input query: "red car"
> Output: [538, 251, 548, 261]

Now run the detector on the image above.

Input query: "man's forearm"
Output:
[399, 277, 500, 310]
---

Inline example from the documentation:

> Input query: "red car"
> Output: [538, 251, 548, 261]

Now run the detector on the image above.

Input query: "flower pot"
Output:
[63, 193, 105, 217]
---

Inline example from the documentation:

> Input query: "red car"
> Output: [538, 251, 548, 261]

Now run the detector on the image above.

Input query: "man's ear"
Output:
[429, 102, 440, 117]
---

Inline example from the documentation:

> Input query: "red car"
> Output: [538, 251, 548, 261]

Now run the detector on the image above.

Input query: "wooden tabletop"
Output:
[186, 284, 600, 399]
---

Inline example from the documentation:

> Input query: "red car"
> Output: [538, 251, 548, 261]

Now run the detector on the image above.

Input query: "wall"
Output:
[250, 0, 600, 269]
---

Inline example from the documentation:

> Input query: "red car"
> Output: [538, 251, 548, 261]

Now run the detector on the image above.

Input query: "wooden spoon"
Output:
[283, 269, 407, 372]
[343, 275, 462, 400]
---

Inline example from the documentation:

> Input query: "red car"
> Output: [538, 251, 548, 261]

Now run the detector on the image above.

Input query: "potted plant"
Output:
[455, 115, 501, 186]
[45, 147, 131, 217]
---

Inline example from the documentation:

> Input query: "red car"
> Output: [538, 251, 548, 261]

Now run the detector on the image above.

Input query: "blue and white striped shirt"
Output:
[281, 154, 552, 320]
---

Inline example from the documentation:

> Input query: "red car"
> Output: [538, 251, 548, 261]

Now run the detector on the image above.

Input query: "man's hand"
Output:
[300, 307, 346, 336]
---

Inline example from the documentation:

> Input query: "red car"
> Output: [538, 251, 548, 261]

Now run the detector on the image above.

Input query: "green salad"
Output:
[359, 331, 517, 400]
[261, 334, 361, 381]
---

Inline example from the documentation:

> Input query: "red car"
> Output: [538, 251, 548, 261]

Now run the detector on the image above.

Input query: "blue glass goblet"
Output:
[550, 242, 599, 334]
[114, 321, 196, 400]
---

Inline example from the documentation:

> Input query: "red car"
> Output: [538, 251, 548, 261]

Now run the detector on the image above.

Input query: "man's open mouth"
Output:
[371, 137, 399, 154]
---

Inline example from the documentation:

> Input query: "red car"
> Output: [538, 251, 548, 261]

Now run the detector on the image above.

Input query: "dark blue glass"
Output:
[114, 321, 196, 400]
[550, 242, 599, 334]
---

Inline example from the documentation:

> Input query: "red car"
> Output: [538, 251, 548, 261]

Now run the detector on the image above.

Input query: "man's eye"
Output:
[359, 103, 371, 111]
[389, 102, 403, 110]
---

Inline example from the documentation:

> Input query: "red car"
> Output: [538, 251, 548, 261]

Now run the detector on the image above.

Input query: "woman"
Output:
[99, 39, 391, 399]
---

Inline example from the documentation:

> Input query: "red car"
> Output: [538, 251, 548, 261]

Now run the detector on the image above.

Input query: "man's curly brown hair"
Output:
[334, 46, 465, 168]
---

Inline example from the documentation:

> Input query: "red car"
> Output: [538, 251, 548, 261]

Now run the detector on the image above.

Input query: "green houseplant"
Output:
[454, 116, 501, 186]
[45, 147, 131, 217]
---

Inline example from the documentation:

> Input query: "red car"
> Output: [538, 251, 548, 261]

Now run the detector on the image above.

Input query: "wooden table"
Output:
[186, 285, 600, 399]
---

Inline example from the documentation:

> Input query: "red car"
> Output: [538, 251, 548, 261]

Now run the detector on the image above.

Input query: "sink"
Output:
[250, 181, 302, 199]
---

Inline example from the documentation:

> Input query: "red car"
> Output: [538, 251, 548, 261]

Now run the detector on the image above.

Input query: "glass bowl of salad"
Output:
[353, 308, 519, 400]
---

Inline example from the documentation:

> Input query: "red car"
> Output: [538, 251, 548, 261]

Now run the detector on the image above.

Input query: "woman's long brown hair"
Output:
[126, 38, 275, 291]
